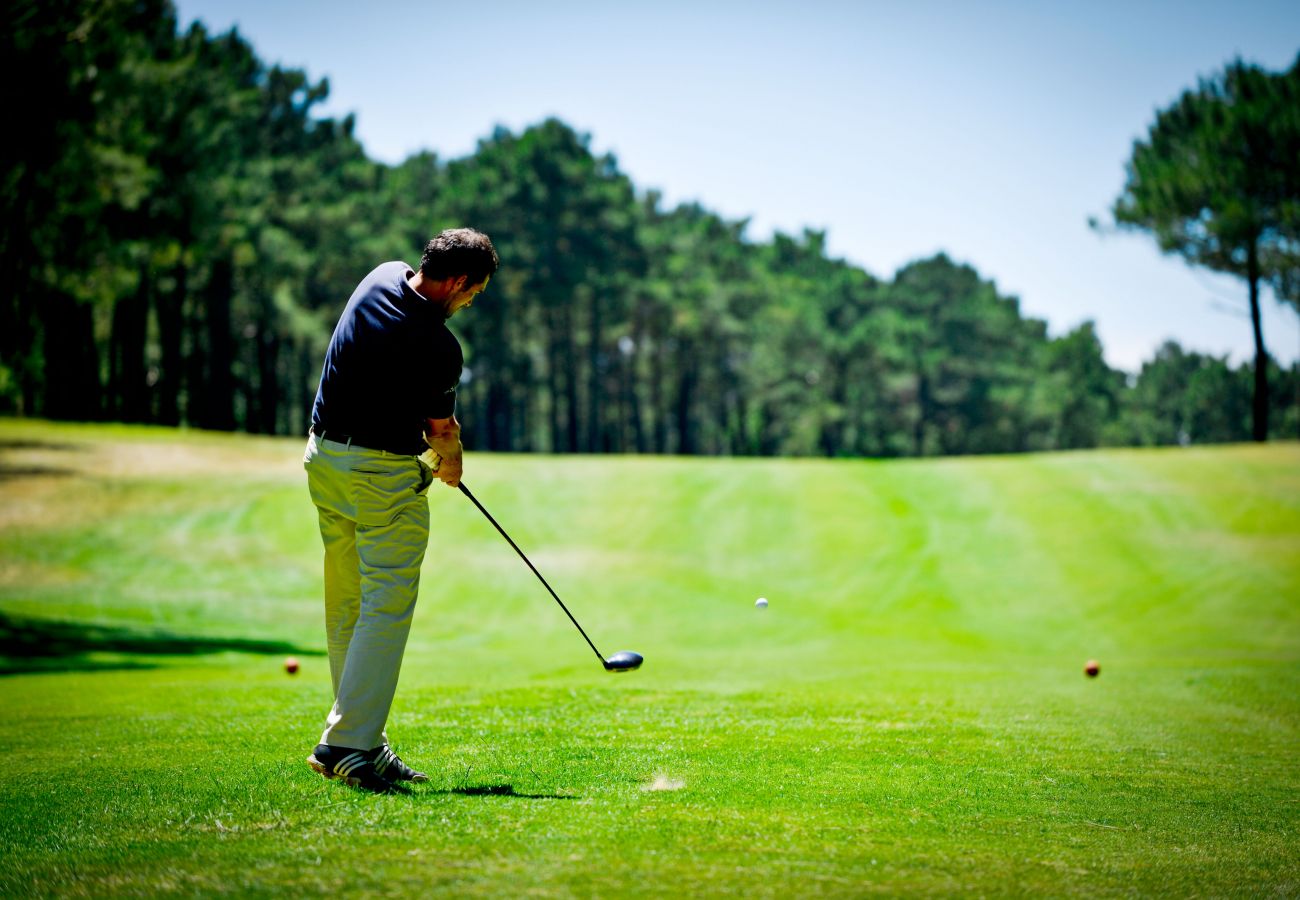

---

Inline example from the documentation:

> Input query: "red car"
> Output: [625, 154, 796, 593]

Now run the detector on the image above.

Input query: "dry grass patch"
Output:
[0, 421, 300, 532]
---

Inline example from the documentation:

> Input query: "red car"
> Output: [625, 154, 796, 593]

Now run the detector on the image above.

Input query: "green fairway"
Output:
[1, 420, 1297, 896]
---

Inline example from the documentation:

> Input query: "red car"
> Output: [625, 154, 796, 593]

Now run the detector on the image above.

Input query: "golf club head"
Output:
[603, 650, 643, 672]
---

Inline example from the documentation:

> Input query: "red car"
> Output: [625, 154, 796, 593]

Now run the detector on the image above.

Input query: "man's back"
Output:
[311, 261, 461, 455]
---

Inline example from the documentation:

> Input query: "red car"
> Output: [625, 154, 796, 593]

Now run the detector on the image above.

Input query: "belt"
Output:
[311, 425, 410, 455]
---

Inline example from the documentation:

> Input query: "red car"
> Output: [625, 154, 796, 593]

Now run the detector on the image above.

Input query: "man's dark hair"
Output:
[419, 228, 500, 284]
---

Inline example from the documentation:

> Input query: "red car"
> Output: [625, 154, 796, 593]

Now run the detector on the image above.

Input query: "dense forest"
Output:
[3, 0, 1297, 456]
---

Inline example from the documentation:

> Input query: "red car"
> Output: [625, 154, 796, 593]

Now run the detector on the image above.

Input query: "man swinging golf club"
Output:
[302, 228, 498, 792]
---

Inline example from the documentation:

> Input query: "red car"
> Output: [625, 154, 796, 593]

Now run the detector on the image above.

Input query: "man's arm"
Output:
[424, 415, 463, 487]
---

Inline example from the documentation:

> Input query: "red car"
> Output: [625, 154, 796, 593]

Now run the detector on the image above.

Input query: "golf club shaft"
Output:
[457, 482, 607, 665]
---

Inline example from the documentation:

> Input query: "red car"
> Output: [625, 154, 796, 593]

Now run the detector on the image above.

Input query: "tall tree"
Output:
[1040, 322, 1125, 449]
[439, 120, 643, 454]
[0, 0, 179, 419]
[1106, 55, 1300, 441]
[15, 1, 1249, 461]
[1113, 341, 1253, 446]
[888, 255, 1045, 456]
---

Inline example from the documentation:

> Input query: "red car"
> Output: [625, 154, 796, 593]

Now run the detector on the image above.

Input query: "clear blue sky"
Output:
[173, 0, 1300, 372]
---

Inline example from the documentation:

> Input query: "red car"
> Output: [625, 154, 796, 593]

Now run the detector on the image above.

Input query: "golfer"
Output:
[302, 228, 498, 792]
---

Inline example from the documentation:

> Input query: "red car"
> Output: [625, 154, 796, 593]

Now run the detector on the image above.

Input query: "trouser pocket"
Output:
[350, 462, 423, 527]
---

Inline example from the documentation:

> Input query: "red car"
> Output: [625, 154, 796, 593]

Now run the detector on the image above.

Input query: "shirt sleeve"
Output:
[427, 383, 457, 419]
[422, 327, 463, 420]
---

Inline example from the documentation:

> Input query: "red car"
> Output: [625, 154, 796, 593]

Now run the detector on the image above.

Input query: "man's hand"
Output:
[424, 415, 463, 487]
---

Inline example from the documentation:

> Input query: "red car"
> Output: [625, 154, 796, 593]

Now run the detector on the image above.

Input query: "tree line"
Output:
[2, 0, 1296, 457]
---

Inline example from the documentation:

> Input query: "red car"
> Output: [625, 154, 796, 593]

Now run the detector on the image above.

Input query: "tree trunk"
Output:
[821, 356, 848, 457]
[488, 377, 510, 451]
[1247, 239, 1269, 442]
[483, 309, 512, 450]
[544, 304, 563, 453]
[735, 385, 752, 455]
[201, 256, 237, 431]
[256, 327, 280, 434]
[674, 343, 696, 455]
[156, 264, 185, 425]
[628, 313, 646, 453]
[109, 266, 151, 422]
[586, 289, 602, 453]
[0, 247, 36, 415]
[563, 308, 580, 453]
[914, 371, 931, 456]
[300, 338, 319, 436]
[649, 336, 666, 453]
[513, 353, 532, 452]
[41, 290, 100, 421]
[625, 348, 644, 453]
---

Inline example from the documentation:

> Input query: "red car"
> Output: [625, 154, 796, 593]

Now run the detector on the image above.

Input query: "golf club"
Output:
[457, 481, 643, 673]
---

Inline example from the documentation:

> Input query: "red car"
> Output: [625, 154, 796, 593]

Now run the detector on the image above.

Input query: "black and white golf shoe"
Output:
[373, 744, 429, 783]
[306, 744, 399, 794]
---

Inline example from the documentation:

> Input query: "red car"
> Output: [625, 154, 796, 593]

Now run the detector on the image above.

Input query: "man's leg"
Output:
[317, 507, 361, 697]
[306, 434, 365, 697]
[320, 468, 430, 750]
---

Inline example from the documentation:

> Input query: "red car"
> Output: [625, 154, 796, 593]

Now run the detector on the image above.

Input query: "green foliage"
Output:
[3, 2, 1297, 456]
[437, 119, 646, 452]
[1114, 342, 1245, 446]
[1041, 322, 1126, 450]
[1114, 56, 1300, 276]
[1109, 54, 1300, 440]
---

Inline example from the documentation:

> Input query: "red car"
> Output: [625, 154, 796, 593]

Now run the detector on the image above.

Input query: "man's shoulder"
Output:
[344, 261, 417, 313]
[359, 261, 415, 293]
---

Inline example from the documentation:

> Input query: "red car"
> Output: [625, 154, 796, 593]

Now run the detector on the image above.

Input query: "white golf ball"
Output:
[755, 597, 768, 609]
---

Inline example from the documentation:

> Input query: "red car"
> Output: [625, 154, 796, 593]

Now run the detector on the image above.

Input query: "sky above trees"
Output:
[172, 0, 1300, 372]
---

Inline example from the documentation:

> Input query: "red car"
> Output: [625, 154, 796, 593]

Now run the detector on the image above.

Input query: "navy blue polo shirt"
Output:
[311, 261, 462, 455]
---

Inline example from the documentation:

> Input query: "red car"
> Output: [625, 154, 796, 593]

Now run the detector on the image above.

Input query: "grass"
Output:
[0, 418, 1297, 896]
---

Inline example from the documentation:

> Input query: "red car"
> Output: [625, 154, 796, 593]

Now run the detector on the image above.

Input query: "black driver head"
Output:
[603, 650, 643, 672]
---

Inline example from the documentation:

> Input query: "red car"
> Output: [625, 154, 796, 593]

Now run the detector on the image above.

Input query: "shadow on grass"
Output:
[0, 611, 321, 675]
[0, 464, 78, 480]
[440, 784, 578, 800]
[0, 439, 81, 480]
[312, 781, 576, 801]
[0, 440, 80, 452]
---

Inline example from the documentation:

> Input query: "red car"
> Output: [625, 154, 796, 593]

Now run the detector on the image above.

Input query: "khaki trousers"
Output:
[303, 433, 434, 749]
